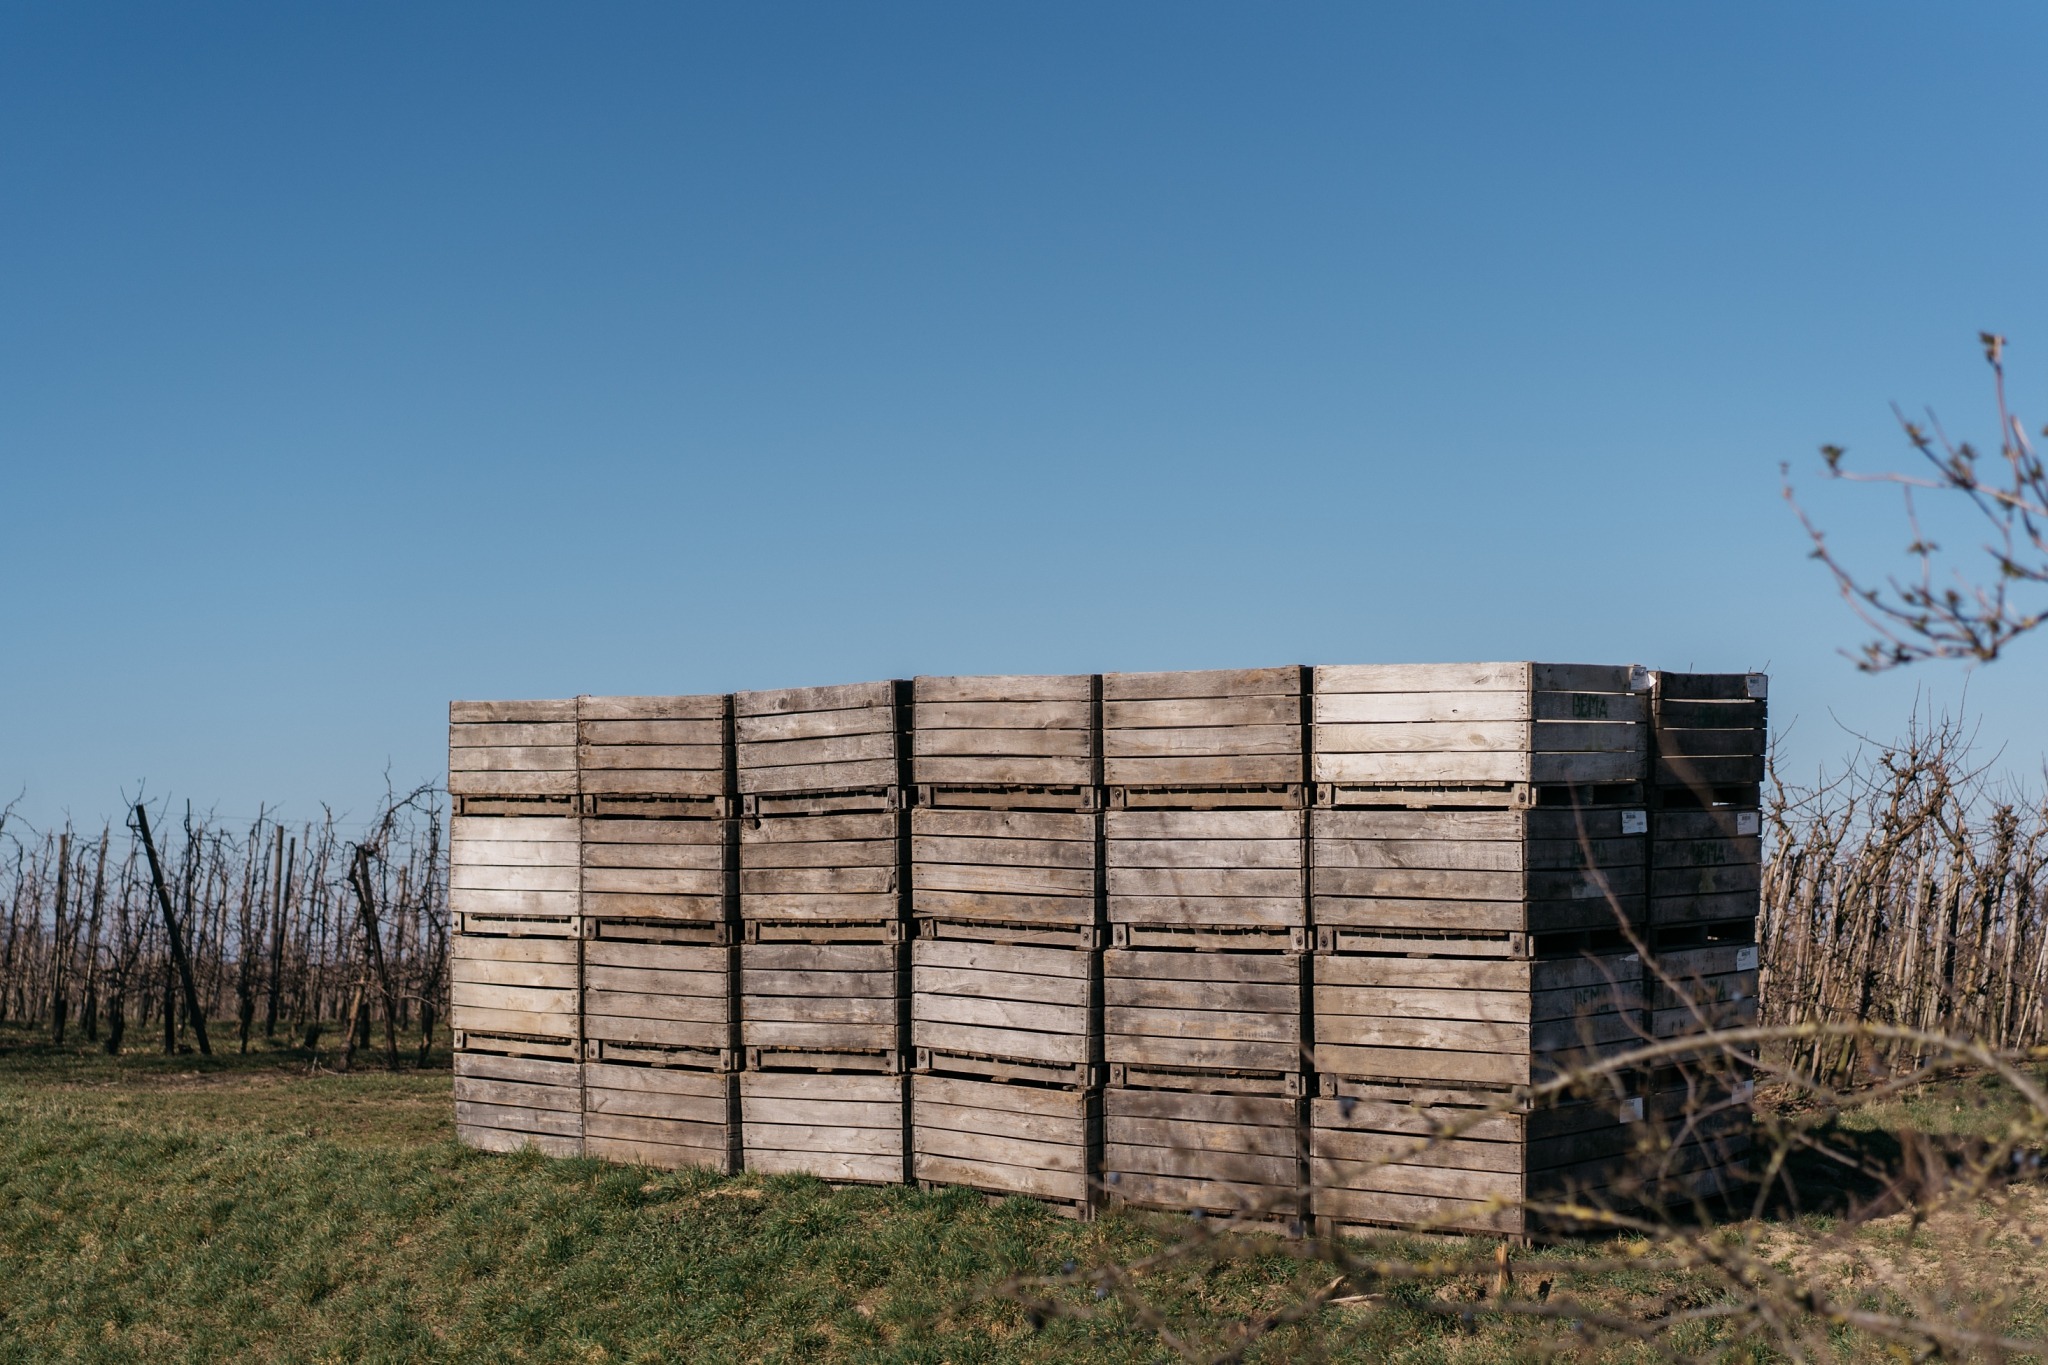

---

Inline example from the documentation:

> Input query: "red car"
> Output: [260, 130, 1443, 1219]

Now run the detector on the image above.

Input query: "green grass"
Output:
[0, 1030, 1508, 1363]
[0, 1029, 2041, 1362]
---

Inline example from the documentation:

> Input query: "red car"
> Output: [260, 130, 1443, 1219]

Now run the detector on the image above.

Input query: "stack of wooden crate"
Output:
[1306, 664, 1657, 1237]
[1099, 667, 1311, 1223]
[448, 698, 585, 1156]
[909, 674, 1103, 1215]
[577, 693, 740, 1173]
[445, 661, 1768, 1234]
[734, 681, 912, 1185]
[1641, 671, 1768, 1207]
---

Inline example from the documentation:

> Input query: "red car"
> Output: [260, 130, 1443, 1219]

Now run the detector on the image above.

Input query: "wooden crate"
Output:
[735, 681, 906, 807]
[1637, 1077, 1754, 1210]
[1650, 671, 1768, 800]
[454, 1051, 582, 1157]
[1103, 1082, 1305, 1218]
[741, 940, 904, 1071]
[449, 699, 579, 802]
[1647, 937, 1760, 1041]
[912, 932, 1099, 1085]
[1313, 949, 1643, 1088]
[1311, 663, 1649, 798]
[451, 814, 581, 936]
[1106, 808, 1304, 943]
[740, 811, 904, 931]
[1311, 1080, 1651, 1237]
[1649, 806, 1762, 928]
[450, 932, 579, 1058]
[1311, 806, 1648, 939]
[1102, 666, 1305, 798]
[578, 693, 730, 814]
[1103, 948, 1306, 1082]
[582, 1063, 738, 1173]
[912, 673, 1098, 802]
[582, 936, 736, 1069]
[911, 807, 1098, 933]
[740, 1071, 907, 1185]
[913, 1073, 1099, 1211]
[581, 816, 733, 937]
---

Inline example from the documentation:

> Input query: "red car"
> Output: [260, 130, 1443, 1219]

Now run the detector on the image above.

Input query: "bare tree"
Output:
[1788, 332, 2048, 669]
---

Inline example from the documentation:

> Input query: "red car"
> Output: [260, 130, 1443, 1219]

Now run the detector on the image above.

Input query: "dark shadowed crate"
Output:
[1311, 944, 1644, 1090]
[1311, 1078, 1659, 1238]
[1311, 805, 1648, 940]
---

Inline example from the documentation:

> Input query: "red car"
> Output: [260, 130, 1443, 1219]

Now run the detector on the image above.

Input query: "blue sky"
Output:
[5, 3, 2045, 831]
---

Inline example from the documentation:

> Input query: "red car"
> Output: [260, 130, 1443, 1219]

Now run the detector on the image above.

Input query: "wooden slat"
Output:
[914, 674, 1094, 704]
[1102, 667, 1302, 700]
[452, 699, 578, 723]
[1314, 663, 1528, 694]
[577, 694, 727, 722]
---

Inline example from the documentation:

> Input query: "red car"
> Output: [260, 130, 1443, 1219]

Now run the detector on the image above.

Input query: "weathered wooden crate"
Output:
[1647, 937, 1760, 1041]
[913, 1073, 1100, 1213]
[449, 699, 579, 807]
[578, 693, 731, 816]
[1649, 671, 1766, 929]
[1648, 807, 1761, 928]
[741, 940, 904, 1071]
[1311, 663, 1649, 802]
[740, 1071, 908, 1185]
[1313, 948, 1643, 1088]
[912, 673, 1099, 805]
[1311, 1080, 1653, 1237]
[582, 936, 736, 1069]
[581, 816, 733, 938]
[735, 681, 907, 811]
[1102, 666, 1305, 801]
[582, 1063, 738, 1172]
[910, 808, 1099, 934]
[451, 814, 581, 936]
[451, 931, 580, 1059]
[1103, 948, 1307, 1085]
[740, 811, 904, 933]
[1106, 808, 1304, 946]
[1103, 1082, 1306, 1219]
[1311, 806, 1648, 940]
[454, 1051, 582, 1157]
[1636, 1075, 1754, 1210]
[1650, 671, 1768, 802]
[912, 932, 1099, 1085]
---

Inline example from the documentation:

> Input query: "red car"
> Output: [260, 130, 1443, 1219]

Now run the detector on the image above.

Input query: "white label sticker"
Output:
[1745, 673, 1768, 699]
[1736, 811, 1760, 836]
[1619, 1096, 1644, 1123]
[1736, 946, 1759, 971]
[1620, 810, 1648, 835]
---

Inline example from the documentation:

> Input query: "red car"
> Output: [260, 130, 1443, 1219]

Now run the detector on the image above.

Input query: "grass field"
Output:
[1, 1028, 2042, 1363]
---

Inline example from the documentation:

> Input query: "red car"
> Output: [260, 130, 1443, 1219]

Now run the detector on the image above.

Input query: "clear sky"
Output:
[5, 2, 2046, 833]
